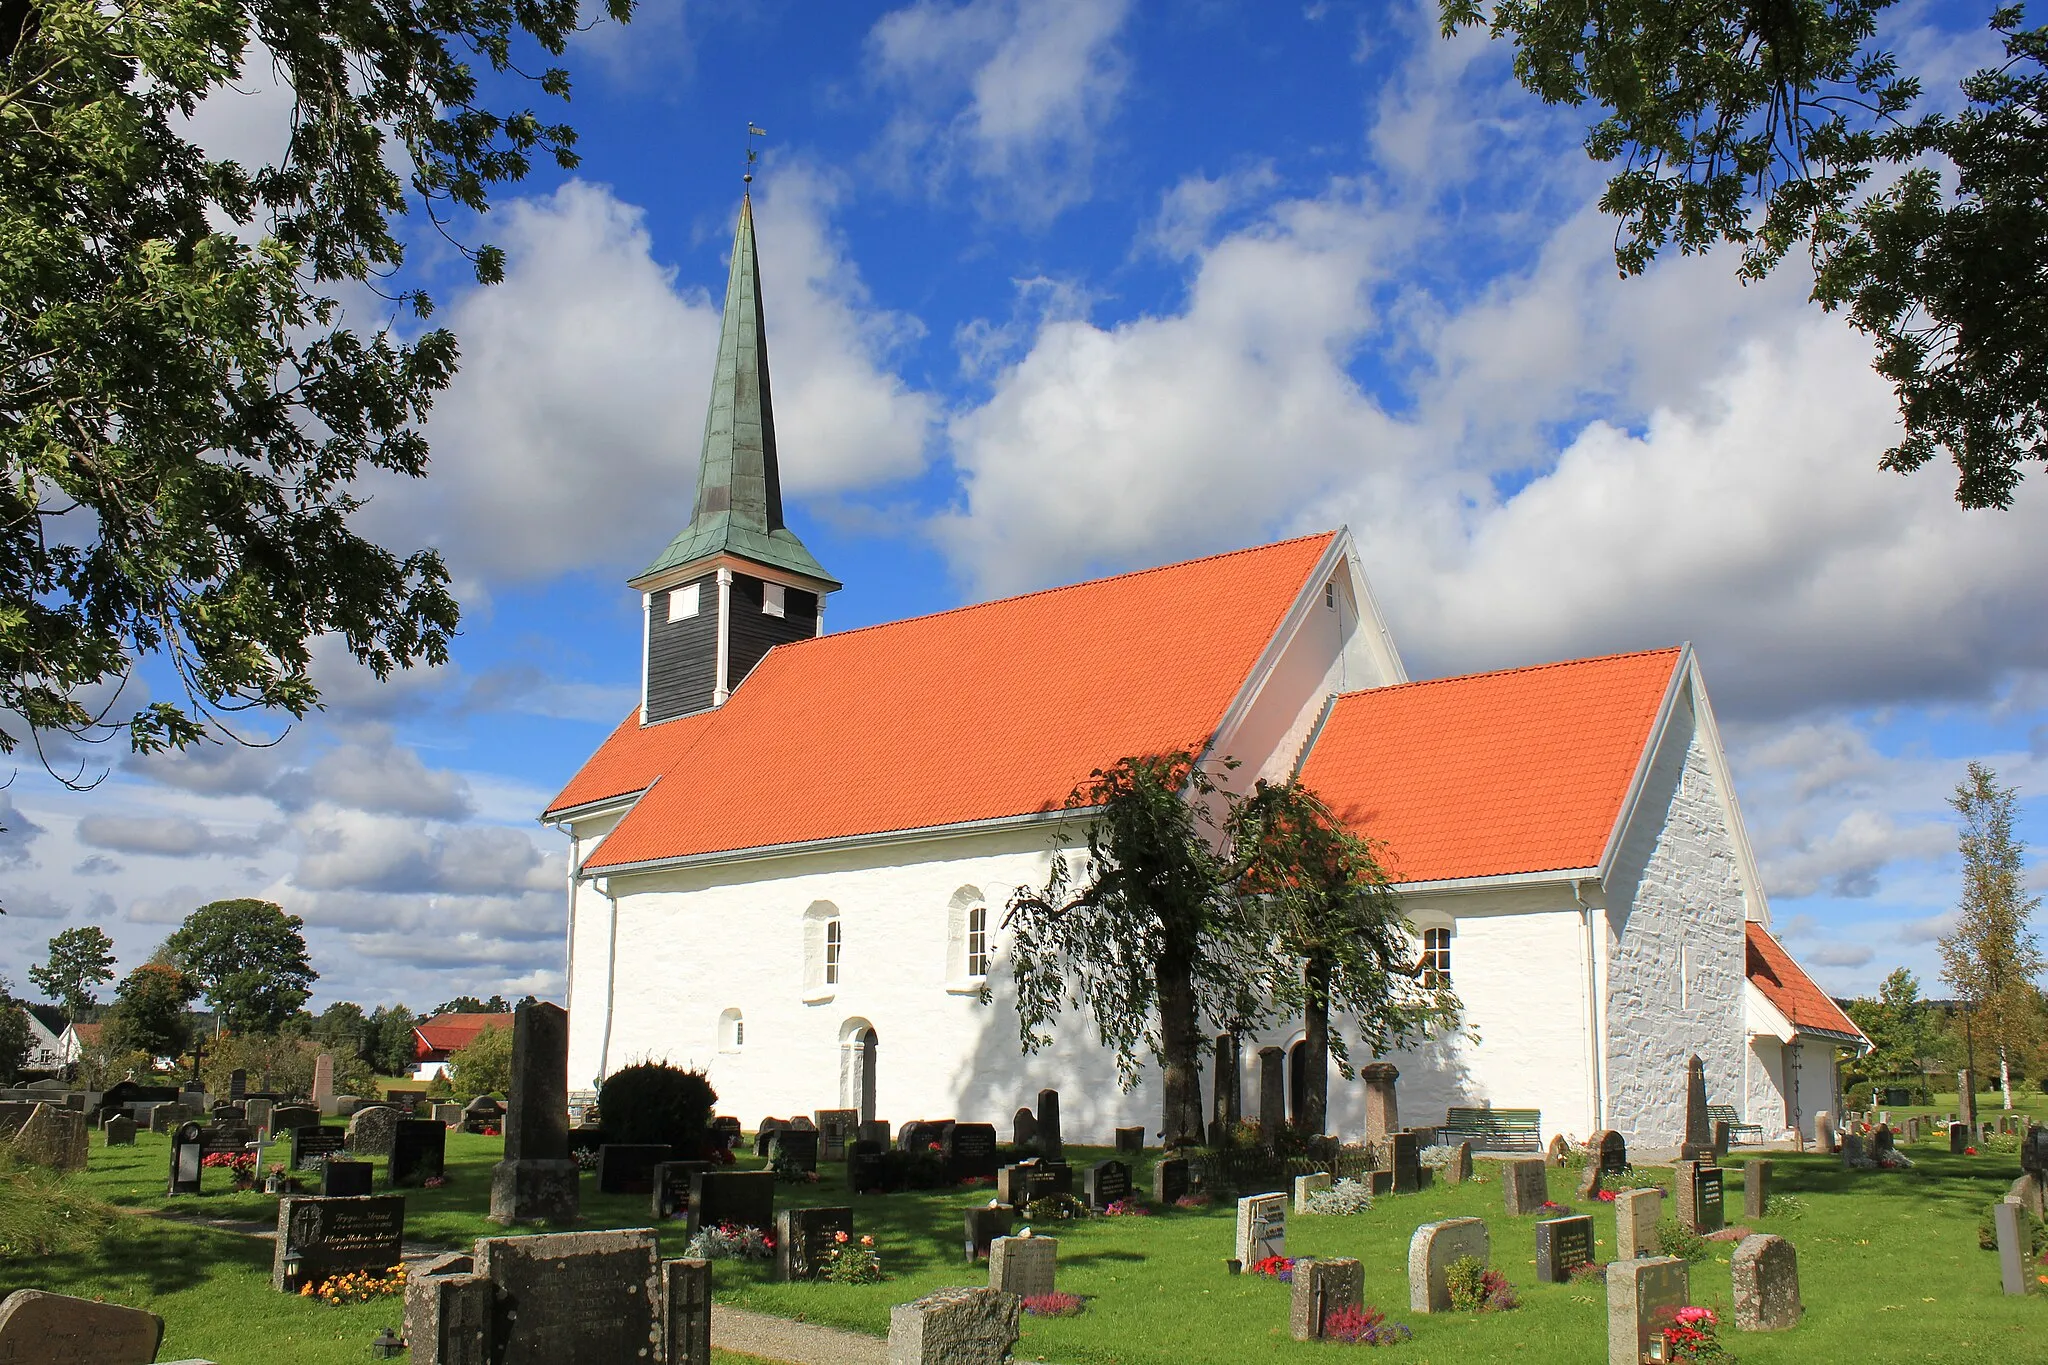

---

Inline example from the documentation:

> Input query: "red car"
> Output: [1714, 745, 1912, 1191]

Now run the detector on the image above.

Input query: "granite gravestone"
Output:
[321, 1159, 374, 1197]
[964, 1205, 1015, 1262]
[290, 1124, 345, 1170]
[1235, 1193, 1287, 1266]
[0, 1289, 164, 1365]
[345, 1104, 398, 1158]
[1675, 1162, 1725, 1235]
[168, 1122, 204, 1195]
[1536, 1214, 1596, 1283]
[769, 1128, 819, 1173]
[1289, 1256, 1364, 1342]
[1608, 1257, 1688, 1365]
[490, 1000, 579, 1225]
[814, 1109, 857, 1162]
[1681, 1054, 1713, 1161]
[1035, 1088, 1063, 1161]
[1114, 1126, 1144, 1154]
[1732, 1233, 1801, 1330]
[848, 1140, 892, 1195]
[996, 1159, 1073, 1209]
[1614, 1188, 1662, 1261]
[473, 1228, 661, 1365]
[944, 1123, 999, 1181]
[1408, 1218, 1489, 1313]
[1950, 1122, 1970, 1154]
[653, 1161, 711, 1220]
[596, 1144, 671, 1195]
[403, 1258, 492, 1365]
[104, 1115, 137, 1147]
[245, 1098, 274, 1133]
[1382, 1130, 1421, 1195]
[1154, 1155, 1192, 1205]
[662, 1257, 713, 1365]
[1994, 1201, 2030, 1295]
[989, 1234, 1057, 1298]
[1083, 1159, 1132, 1210]
[688, 1170, 774, 1236]
[1743, 1160, 1772, 1220]
[1503, 1157, 1549, 1215]
[888, 1287, 1022, 1365]
[1359, 1062, 1399, 1145]
[775, 1206, 853, 1282]
[270, 1104, 319, 1133]
[271, 1195, 406, 1292]
[390, 1119, 447, 1188]
[754, 1117, 789, 1158]
[1011, 1107, 1038, 1151]
[1593, 1129, 1628, 1174]
[1256, 1047, 1287, 1147]
[462, 1095, 504, 1134]
[228, 1069, 247, 1100]
[709, 1115, 744, 1155]
[1444, 1141, 1474, 1185]
[2025, 1124, 2048, 1175]
[1211, 1032, 1241, 1142]
[311, 1054, 334, 1113]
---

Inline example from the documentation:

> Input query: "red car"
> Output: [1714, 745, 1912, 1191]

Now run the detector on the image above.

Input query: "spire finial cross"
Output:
[744, 122, 767, 186]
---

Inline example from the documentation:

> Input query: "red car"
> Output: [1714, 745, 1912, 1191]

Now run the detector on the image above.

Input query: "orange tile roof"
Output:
[1296, 648, 1683, 883]
[1746, 923, 1869, 1043]
[547, 706, 720, 816]
[568, 533, 1338, 868]
[413, 1012, 512, 1059]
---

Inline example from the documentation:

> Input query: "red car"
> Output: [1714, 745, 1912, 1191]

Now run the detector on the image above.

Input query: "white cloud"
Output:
[1804, 942, 1877, 969]
[292, 811, 555, 897]
[75, 814, 282, 859]
[869, 0, 1132, 219]
[0, 794, 44, 867]
[271, 726, 473, 821]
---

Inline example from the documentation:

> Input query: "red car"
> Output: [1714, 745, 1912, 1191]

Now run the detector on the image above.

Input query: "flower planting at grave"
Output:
[683, 1223, 775, 1261]
[201, 1152, 254, 1177]
[1022, 1192, 1091, 1222]
[1657, 1219, 1710, 1263]
[1173, 1192, 1213, 1209]
[298, 1265, 407, 1306]
[1101, 1198, 1151, 1216]
[1022, 1291, 1086, 1317]
[1248, 1254, 1296, 1281]
[573, 1148, 600, 1172]
[1658, 1305, 1729, 1361]
[1322, 1303, 1414, 1346]
[822, 1230, 884, 1284]
[771, 1154, 821, 1183]
[1305, 1177, 1374, 1215]
[1566, 1260, 1605, 1284]
[1443, 1256, 1518, 1312]
[1534, 1201, 1573, 1217]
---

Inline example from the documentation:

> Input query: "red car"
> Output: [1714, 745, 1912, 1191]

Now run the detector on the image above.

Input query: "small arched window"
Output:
[946, 886, 992, 992]
[966, 903, 989, 979]
[1421, 926, 1451, 988]
[826, 918, 843, 984]
[718, 1008, 744, 1053]
[803, 901, 842, 1001]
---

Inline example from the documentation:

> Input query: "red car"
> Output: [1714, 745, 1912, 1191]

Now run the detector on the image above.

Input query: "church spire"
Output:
[637, 195, 839, 589]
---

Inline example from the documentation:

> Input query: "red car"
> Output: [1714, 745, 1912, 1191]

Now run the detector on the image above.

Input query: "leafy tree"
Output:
[1442, 2, 2048, 508]
[310, 1000, 370, 1059]
[1845, 967, 1937, 1085]
[1006, 753, 1274, 1147]
[0, 980, 29, 1082]
[1232, 779, 1461, 1136]
[0, 0, 632, 762]
[367, 1004, 419, 1077]
[27, 926, 116, 1016]
[163, 899, 316, 1034]
[105, 962, 199, 1058]
[447, 1019, 514, 1098]
[1939, 762, 2046, 1109]
[429, 995, 512, 1017]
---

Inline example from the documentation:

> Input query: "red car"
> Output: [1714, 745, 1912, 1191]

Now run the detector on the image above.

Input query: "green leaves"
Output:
[163, 896, 317, 1034]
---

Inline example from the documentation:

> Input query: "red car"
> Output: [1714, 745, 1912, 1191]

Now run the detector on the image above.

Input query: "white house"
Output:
[543, 197, 1864, 1150]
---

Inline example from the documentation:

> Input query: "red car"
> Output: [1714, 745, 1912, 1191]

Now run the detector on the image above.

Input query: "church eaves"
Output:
[637, 195, 840, 590]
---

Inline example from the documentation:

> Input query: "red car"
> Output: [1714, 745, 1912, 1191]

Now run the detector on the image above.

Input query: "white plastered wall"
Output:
[560, 805, 629, 1092]
[1790, 1040, 1844, 1141]
[1601, 687, 1749, 1147]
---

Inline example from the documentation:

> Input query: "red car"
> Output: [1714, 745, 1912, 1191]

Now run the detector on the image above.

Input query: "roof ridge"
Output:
[1329, 645, 1683, 700]
[764, 531, 1339, 650]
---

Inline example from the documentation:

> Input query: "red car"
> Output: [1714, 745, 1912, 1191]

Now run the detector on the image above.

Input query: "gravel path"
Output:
[711, 1304, 887, 1365]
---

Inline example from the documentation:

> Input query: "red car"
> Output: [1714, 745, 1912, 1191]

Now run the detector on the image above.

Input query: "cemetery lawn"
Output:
[17, 1114, 2046, 1365]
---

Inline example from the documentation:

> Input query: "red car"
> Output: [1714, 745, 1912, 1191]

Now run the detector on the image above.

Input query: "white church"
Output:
[544, 198, 1867, 1151]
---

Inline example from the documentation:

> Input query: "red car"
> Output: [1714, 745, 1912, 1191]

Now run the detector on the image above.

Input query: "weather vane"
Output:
[744, 123, 767, 185]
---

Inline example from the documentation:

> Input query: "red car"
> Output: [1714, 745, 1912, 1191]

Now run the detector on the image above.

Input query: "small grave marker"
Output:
[1235, 1192, 1287, 1265]
[168, 1122, 204, 1196]
[1502, 1156, 1549, 1215]
[964, 1205, 1015, 1262]
[1382, 1130, 1422, 1194]
[104, 1115, 137, 1147]
[652, 1160, 711, 1220]
[290, 1124, 345, 1170]
[775, 1206, 853, 1281]
[814, 1109, 857, 1162]
[1294, 1170, 1332, 1213]
[664, 1257, 713, 1365]
[1731, 1233, 1801, 1330]
[945, 1122, 1000, 1181]
[688, 1169, 774, 1236]
[1537, 1214, 1596, 1283]
[1083, 1159, 1132, 1210]
[1613, 1188, 1662, 1261]
[1036, 1088, 1063, 1161]
[1408, 1217, 1489, 1313]
[1154, 1155, 1191, 1205]
[1115, 1126, 1145, 1154]
[989, 1234, 1057, 1298]
[1290, 1256, 1363, 1341]
[1607, 1256, 1688, 1365]
[769, 1128, 819, 1172]
[1593, 1129, 1628, 1174]
[271, 1195, 406, 1292]
[1743, 1160, 1771, 1220]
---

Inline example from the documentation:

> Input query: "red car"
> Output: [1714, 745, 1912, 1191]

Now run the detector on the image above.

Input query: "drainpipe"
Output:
[1573, 879, 1606, 1131]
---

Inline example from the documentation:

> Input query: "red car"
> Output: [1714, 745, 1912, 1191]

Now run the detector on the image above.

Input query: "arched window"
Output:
[803, 902, 842, 1001]
[1421, 926, 1451, 988]
[826, 918, 843, 984]
[718, 1008, 744, 1053]
[946, 886, 992, 991]
[966, 903, 989, 978]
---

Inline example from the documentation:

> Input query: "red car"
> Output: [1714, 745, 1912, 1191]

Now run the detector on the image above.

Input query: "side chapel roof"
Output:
[1745, 922, 1870, 1045]
[555, 532, 1341, 867]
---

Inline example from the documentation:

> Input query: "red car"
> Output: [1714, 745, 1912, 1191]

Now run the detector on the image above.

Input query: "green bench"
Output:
[1708, 1104, 1764, 1145]
[1437, 1107, 1543, 1153]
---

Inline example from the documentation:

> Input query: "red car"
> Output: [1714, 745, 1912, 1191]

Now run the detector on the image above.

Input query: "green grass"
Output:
[9, 1119, 2045, 1365]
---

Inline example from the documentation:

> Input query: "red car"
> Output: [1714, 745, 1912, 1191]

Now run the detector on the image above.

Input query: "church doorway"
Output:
[840, 1019, 879, 1124]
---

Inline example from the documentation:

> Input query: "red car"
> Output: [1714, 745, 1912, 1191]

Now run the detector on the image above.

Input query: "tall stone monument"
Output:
[1210, 1033, 1241, 1142]
[1681, 1055, 1713, 1161]
[1958, 1069, 1977, 1128]
[489, 1001, 580, 1224]
[1360, 1062, 1399, 1146]
[311, 1053, 335, 1115]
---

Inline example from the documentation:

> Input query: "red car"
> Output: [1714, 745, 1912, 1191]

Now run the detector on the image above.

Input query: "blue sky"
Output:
[5, 0, 2045, 1014]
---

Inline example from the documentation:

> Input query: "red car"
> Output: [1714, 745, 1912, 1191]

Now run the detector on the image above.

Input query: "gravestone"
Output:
[755, 1117, 789, 1157]
[2024, 1124, 2048, 1175]
[1256, 1047, 1286, 1146]
[1681, 1054, 1713, 1160]
[1674, 1161, 1724, 1235]
[1712, 1121, 1731, 1159]
[391, 1119, 448, 1188]
[1011, 1107, 1038, 1151]
[989, 1235, 1056, 1298]
[1841, 1133, 1866, 1167]
[1211, 1032, 1241, 1142]
[652, 1161, 711, 1221]
[770, 1128, 819, 1173]
[1577, 1161, 1605, 1201]
[1289, 1256, 1363, 1342]
[105, 1115, 137, 1147]
[199, 1122, 254, 1158]
[2019, 1174, 2048, 1221]
[490, 1000, 579, 1225]
[775, 1206, 854, 1281]
[0, 1288, 164, 1365]
[270, 1104, 319, 1133]
[11, 1103, 87, 1171]
[1235, 1192, 1286, 1265]
[964, 1205, 1015, 1262]
[897, 1120, 940, 1153]
[1381, 1130, 1421, 1195]
[1294, 1171, 1332, 1213]
[664, 1257, 713, 1365]
[597, 1144, 671, 1195]
[1731, 1233, 1801, 1330]
[814, 1109, 857, 1162]
[1593, 1129, 1627, 1174]
[688, 1169, 774, 1236]
[1872, 1124, 1895, 1160]
[290, 1124, 345, 1170]
[168, 1122, 204, 1195]
[1360, 1062, 1400, 1145]
[148, 1103, 194, 1135]
[789, 1114, 817, 1131]
[1950, 1122, 1969, 1154]
[1408, 1217, 1489, 1313]
[473, 1228, 661, 1365]
[849, 1140, 892, 1195]
[1614, 1188, 1662, 1261]
[1154, 1155, 1191, 1205]
[887, 1286, 1021, 1365]
[1815, 1111, 1836, 1152]
[1958, 1068, 1977, 1128]
[944, 1123, 1000, 1181]
[271, 1194, 406, 1292]
[1547, 1134, 1571, 1165]
[345, 1104, 398, 1157]
[1995, 1201, 2029, 1295]
[228, 1069, 247, 1100]
[403, 1261, 492, 1365]
[995, 1159, 1072, 1208]
[245, 1098, 274, 1133]
[1743, 1160, 1771, 1220]
[1537, 1214, 1596, 1283]
[1607, 1257, 1688, 1365]
[709, 1115, 744, 1154]
[321, 1159, 374, 1197]
[1035, 1089, 1063, 1161]
[1083, 1159, 1132, 1210]
[462, 1095, 504, 1134]
[1502, 1156, 1549, 1215]
[332, 1095, 365, 1118]
[1444, 1140, 1474, 1185]
[311, 1053, 334, 1113]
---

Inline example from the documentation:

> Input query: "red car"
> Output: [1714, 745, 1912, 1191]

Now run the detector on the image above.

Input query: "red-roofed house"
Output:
[542, 198, 1853, 1150]
[412, 1013, 512, 1080]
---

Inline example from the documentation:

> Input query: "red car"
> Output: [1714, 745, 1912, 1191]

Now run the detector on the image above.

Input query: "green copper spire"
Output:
[638, 196, 840, 589]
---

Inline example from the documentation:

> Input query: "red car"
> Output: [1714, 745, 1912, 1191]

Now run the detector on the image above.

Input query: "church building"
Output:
[545, 197, 1866, 1150]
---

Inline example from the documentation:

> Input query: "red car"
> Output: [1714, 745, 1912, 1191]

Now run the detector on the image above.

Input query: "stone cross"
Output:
[1290, 1256, 1363, 1341]
[1607, 1257, 1689, 1365]
[988, 1235, 1056, 1298]
[887, 1287, 1021, 1365]
[1613, 1188, 1662, 1261]
[1211, 1033, 1241, 1142]
[1360, 1062, 1399, 1145]
[1408, 1217, 1489, 1313]
[1256, 1047, 1286, 1147]
[1731, 1233, 1801, 1330]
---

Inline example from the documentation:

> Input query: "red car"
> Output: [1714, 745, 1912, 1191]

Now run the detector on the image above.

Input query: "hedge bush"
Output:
[598, 1062, 717, 1155]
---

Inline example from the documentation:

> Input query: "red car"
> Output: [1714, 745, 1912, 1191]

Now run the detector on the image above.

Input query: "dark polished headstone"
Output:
[321, 1159, 374, 1197]
[964, 1205, 1015, 1262]
[944, 1123, 999, 1180]
[1154, 1156, 1191, 1205]
[272, 1194, 405, 1292]
[390, 1119, 447, 1188]
[769, 1129, 819, 1172]
[1036, 1089, 1063, 1161]
[688, 1170, 774, 1236]
[1084, 1159, 1132, 1210]
[290, 1124, 345, 1170]
[652, 1160, 711, 1220]
[1535, 1214, 1594, 1283]
[596, 1144, 672, 1195]
[167, 1122, 204, 1196]
[775, 1206, 853, 1281]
